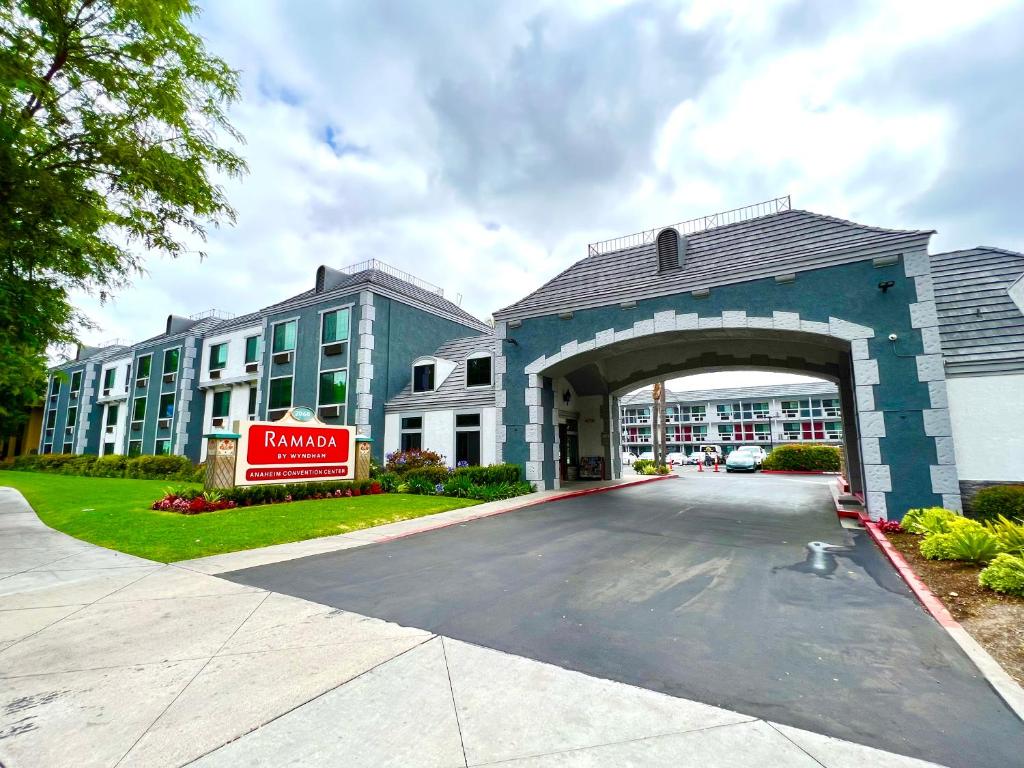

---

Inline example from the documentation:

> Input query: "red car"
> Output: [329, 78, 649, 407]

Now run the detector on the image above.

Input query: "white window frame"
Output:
[411, 357, 436, 393]
[399, 413, 424, 451]
[319, 304, 353, 348]
[161, 345, 182, 380]
[316, 367, 349, 423]
[267, 374, 294, 413]
[464, 352, 493, 389]
[208, 341, 229, 372]
[271, 317, 299, 355]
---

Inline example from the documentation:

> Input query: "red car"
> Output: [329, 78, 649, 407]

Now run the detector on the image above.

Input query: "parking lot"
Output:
[223, 472, 1024, 768]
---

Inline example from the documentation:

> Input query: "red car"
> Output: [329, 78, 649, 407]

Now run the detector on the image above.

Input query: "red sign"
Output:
[247, 424, 351, 466]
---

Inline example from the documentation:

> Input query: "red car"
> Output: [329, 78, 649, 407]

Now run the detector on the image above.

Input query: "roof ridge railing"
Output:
[96, 338, 130, 349]
[189, 308, 236, 322]
[341, 258, 445, 297]
[587, 195, 792, 257]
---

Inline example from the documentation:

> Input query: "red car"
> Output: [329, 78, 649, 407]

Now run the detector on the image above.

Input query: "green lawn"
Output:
[0, 471, 479, 563]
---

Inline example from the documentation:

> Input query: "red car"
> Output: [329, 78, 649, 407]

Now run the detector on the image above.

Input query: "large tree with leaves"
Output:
[0, 0, 245, 437]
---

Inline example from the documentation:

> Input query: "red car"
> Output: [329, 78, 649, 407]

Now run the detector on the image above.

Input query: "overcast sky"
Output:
[72, 0, 1024, 390]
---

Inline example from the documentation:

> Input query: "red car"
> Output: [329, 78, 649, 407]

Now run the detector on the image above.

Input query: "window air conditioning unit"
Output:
[319, 405, 341, 418]
[130, 420, 143, 432]
[49, 393, 58, 402]
[105, 425, 115, 434]
[70, 391, 78, 401]
[272, 351, 292, 365]
[163, 372, 176, 384]
[102, 388, 111, 397]
[323, 343, 344, 357]
[136, 377, 148, 389]
[209, 369, 222, 379]
[158, 418, 171, 430]
[45, 428, 54, 438]
[65, 425, 74, 433]
[211, 417, 225, 427]
[245, 362, 258, 374]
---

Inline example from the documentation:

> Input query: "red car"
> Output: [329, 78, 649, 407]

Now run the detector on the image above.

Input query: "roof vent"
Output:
[166, 315, 196, 335]
[656, 228, 685, 272]
[316, 265, 347, 294]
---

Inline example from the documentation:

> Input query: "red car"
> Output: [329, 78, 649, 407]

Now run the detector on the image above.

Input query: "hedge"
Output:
[154, 479, 384, 510]
[452, 464, 520, 485]
[7, 452, 196, 481]
[972, 485, 1024, 524]
[761, 444, 841, 472]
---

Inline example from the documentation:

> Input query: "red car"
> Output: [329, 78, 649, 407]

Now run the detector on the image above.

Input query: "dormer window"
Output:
[413, 362, 435, 392]
[466, 354, 492, 388]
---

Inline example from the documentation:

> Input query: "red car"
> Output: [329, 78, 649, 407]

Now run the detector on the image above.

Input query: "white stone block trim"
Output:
[914, 274, 935, 303]
[927, 380, 948, 410]
[934, 436, 956, 465]
[850, 339, 870, 360]
[855, 385, 875, 413]
[921, 326, 942, 355]
[866, 491, 888, 521]
[916, 354, 944, 382]
[852, 359, 879, 386]
[864, 464, 893, 493]
[922, 408, 953, 437]
[909, 300, 939, 329]
[942, 494, 964, 513]
[930, 465, 960, 495]
[861, 437, 882, 465]
[903, 250, 930, 278]
[355, 295, 375, 428]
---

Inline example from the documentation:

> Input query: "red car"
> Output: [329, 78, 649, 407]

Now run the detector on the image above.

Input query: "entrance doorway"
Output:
[558, 419, 579, 481]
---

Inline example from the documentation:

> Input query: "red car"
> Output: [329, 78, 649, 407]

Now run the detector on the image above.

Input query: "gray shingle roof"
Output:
[495, 209, 932, 320]
[931, 247, 1024, 376]
[261, 268, 490, 333]
[619, 381, 839, 407]
[386, 334, 495, 413]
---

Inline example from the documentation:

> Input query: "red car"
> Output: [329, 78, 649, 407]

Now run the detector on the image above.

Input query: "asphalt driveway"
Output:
[223, 473, 1024, 768]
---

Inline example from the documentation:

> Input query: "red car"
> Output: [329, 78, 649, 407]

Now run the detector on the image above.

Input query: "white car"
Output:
[680, 453, 702, 465]
[621, 451, 637, 466]
[637, 450, 654, 461]
[725, 445, 767, 472]
[665, 452, 687, 466]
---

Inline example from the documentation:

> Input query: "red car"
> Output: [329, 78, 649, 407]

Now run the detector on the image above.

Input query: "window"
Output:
[268, 377, 293, 410]
[124, 364, 131, 391]
[103, 368, 116, 391]
[66, 407, 77, 428]
[681, 405, 705, 422]
[466, 355, 492, 387]
[137, 355, 152, 379]
[106, 404, 119, 427]
[272, 320, 296, 353]
[62, 442, 73, 454]
[245, 336, 260, 364]
[212, 390, 231, 418]
[247, 385, 258, 418]
[413, 363, 435, 392]
[132, 397, 146, 421]
[400, 416, 422, 451]
[155, 439, 171, 455]
[319, 370, 347, 406]
[46, 410, 57, 429]
[70, 370, 82, 393]
[163, 348, 179, 374]
[128, 440, 142, 457]
[455, 413, 482, 466]
[159, 393, 175, 420]
[321, 308, 351, 344]
[50, 377, 61, 394]
[209, 343, 228, 371]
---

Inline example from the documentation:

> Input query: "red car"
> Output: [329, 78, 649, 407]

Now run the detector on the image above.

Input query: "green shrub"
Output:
[466, 481, 534, 502]
[406, 476, 439, 495]
[442, 474, 476, 498]
[376, 471, 400, 493]
[904, 507, 958, 536]
[384, 449, 447, 475]
[761, 444, 841, 472]
[978, 553, 1024, 596]
[632, 459, 654, 474]
[920, 519, 1002, 563]
[125, 454, 194, 480]
[987, 515, 1024, 555]
[86, 454, 129, 477]
[972, 485, 1024, 524]
[452, 463, 521, 485]
[60, 454, 97, 475]
[10, 454, 42, 471]
[405, 466, 451, 486]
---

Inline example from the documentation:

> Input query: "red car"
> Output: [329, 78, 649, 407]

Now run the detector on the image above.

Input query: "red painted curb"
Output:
[374, 474, 679, 545]
[862, 520, 959, 629]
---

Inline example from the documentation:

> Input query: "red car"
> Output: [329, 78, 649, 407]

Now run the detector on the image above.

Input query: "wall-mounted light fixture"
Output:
[878, 280, 896, 293]
[620, 300, 637, 310]
[558, 311, 574, 320]
[691, 288, 710, 299]
[502, 338, 519, 347]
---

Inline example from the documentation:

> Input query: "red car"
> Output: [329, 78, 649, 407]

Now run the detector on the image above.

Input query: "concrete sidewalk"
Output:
[0, 485, 944, 767]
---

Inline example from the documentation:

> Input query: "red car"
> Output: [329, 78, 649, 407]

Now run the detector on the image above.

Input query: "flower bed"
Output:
[151, 479, 384, 514]
[376, 451, 534, 502]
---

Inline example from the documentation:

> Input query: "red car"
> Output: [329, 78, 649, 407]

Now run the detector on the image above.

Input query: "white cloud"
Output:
[71, 0, 1023, 389]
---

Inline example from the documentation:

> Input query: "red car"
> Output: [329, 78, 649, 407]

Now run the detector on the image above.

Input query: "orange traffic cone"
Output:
[697, 461, 703, 472]
[713, 460, 719, 473]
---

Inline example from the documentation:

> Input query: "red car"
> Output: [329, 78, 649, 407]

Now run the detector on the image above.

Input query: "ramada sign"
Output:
[235, 408, 355, 485]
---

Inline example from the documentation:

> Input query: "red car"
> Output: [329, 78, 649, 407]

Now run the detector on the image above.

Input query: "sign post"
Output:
[203, 432, 240, 489]
[355, 435, 373, 481]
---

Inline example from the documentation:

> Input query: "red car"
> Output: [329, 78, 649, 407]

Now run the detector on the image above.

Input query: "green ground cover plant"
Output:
[0, 471, 478, 562]
[978, 554, 1024, 597]
[972, 485, 1024, 523]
